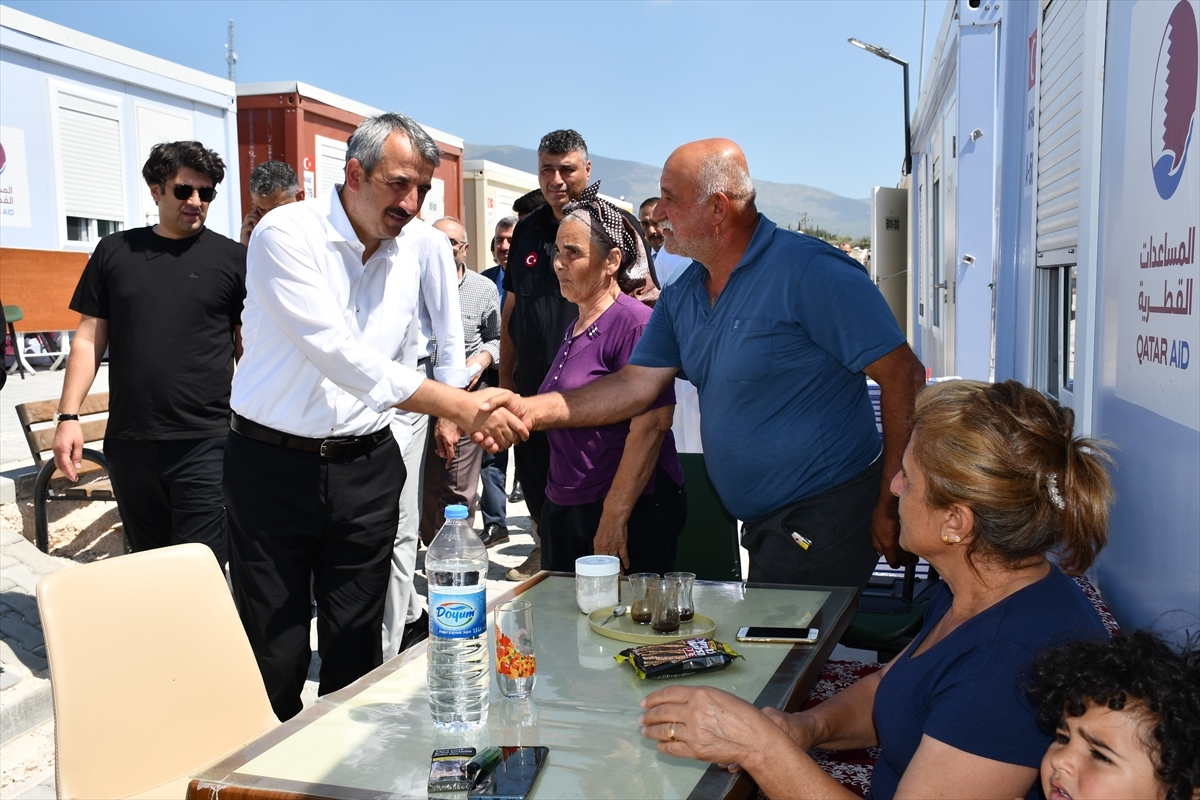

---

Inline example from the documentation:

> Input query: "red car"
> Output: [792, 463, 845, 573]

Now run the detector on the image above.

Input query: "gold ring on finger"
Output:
[668, 723, 677, 741]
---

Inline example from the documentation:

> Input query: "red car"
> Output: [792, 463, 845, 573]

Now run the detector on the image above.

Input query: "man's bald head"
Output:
[433, 217, 469, 271]
[665, 139, 755, 209]
[656, 139, 759, 266]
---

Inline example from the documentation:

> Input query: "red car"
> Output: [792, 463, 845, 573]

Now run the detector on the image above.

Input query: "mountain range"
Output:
[463, 143, 872, 238]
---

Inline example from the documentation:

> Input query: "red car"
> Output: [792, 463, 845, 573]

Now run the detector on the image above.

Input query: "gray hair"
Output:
[248, 160, 299, 197]
[696, 154, 754, 204]
[495, 216, 517, 235]
[346, 112, 441, 175]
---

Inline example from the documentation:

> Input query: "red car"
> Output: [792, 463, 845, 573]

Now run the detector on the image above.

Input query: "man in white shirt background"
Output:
[380, 205, 467, 661]
[418, 217, 502, 547]
[226, 113, 525, 721]
[638, 196, 699, 449]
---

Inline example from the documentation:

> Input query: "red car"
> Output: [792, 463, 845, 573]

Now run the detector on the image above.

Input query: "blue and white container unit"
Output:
[908, 0, 1199, 638]
[0, 6, 241, 250]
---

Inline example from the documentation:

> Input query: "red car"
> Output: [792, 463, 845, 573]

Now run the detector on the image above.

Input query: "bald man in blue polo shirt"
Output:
[480, 139, 925, 586]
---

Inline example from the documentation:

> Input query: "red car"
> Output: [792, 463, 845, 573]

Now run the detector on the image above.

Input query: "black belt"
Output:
[230, 413, 392, 459]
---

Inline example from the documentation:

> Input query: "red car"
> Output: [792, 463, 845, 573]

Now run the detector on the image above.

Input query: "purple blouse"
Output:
[538, 293, 684, 506]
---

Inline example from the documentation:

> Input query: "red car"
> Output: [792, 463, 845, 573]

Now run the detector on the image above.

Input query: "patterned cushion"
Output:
[799, 660, 883, 798]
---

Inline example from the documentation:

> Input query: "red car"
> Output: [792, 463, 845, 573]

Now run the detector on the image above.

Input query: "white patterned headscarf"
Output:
[562, 181, 658, 304]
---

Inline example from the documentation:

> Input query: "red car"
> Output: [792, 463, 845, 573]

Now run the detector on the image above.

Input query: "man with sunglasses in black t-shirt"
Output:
[53, 141, 246, 567]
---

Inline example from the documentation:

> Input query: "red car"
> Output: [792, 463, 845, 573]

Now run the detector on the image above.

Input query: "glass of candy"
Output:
[494, 600, 536, 699]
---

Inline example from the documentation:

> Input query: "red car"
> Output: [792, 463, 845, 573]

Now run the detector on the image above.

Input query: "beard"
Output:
[660, 217, 702, 259]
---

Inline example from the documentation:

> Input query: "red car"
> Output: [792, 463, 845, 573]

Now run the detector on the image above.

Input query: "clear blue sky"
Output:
[7, 0, 946, 199]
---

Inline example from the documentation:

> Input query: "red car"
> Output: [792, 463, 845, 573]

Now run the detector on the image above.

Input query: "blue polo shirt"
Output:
[628, 215, 904, 521]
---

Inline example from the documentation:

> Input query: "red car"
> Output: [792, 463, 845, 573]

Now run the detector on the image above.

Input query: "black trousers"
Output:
[741, 458, 884, 588]
[513, 429, 551, 525]
[224, 430, 404, 721]
[104, 435, 229, 565]
[541, 467, 687, 575]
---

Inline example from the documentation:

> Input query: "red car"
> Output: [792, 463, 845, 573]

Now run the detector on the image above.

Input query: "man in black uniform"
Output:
[53, 141, 245, 566]
[499, 130, 657, 580]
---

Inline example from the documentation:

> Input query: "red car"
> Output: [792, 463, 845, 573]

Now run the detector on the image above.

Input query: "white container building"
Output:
[908, 0, 1198, 635]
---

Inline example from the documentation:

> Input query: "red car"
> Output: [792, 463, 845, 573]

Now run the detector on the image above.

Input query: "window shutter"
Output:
[134, 106, 193, 225]
[59, 91, 124, 222]
[1036, 0, 1085, 258]
[315, 135, 347, 200]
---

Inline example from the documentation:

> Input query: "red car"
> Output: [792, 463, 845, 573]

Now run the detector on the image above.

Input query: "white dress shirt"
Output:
[232, 188, 441, 438]
[654, 251, 703, 452]
[654, 249, 693, 287]
[398, 216, 466, 375]
[388, 216, 468, 451]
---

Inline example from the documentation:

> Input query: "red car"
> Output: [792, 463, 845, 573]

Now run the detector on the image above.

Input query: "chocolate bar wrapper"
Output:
[428, 747, 476, 792]
[615, 638, 742, 680]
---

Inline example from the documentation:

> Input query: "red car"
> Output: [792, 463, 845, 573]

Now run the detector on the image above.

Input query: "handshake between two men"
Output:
[451, 365, 667, 453]
[399, 374, 628, 455]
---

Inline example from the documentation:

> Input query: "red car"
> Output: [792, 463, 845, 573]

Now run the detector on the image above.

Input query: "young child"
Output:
[1027, 631, 1200, 800]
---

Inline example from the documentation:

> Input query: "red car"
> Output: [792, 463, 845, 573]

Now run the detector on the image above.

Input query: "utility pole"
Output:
[799, 212, 808, 233]
[225, 20, 237, 82]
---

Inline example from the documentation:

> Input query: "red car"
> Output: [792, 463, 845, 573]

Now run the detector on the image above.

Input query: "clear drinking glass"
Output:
[495, 600, 536, 700]
[627, 573, 658, 625]
[665, 571, 696, 623]
[649, 579, 680, 633]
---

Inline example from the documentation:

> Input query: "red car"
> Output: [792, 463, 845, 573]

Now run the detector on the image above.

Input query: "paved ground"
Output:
[1, 365, 107, 797]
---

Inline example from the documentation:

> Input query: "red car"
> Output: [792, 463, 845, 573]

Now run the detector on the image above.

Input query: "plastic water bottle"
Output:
[426, 504, 490, 731]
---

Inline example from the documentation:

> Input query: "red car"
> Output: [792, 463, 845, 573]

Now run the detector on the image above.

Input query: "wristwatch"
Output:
[56, 414, 80, 423]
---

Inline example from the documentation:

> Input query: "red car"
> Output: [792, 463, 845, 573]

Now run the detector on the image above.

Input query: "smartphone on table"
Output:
[736, 626, 820, 644]
[468, 746, 549, 800]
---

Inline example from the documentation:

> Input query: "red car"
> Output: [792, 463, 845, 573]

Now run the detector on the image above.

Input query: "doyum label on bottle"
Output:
[430, 586, 486, 638]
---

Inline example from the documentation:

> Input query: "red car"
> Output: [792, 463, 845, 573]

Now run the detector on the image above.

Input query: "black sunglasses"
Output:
[165, 182, 217, 203]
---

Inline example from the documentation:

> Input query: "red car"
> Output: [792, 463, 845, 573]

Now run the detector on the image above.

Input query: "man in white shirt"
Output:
[380, 211, 467, 661]
[227, 113, 525, 721]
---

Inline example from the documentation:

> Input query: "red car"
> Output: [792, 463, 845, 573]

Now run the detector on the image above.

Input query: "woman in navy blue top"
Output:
[640, 380, 1114, 800]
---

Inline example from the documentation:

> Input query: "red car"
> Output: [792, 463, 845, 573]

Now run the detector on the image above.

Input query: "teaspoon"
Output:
[597, 605, 627, 627]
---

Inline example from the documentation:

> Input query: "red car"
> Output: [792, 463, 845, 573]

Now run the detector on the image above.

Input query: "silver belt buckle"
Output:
[319, 440, 331, 457]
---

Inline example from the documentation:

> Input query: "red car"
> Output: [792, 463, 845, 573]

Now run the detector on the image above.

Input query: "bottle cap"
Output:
[444, 504, 468, 520]
[575, 555, 620, 576]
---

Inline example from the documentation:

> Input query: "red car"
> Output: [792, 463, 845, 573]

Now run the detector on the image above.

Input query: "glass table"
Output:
[188, 574, 858, 800]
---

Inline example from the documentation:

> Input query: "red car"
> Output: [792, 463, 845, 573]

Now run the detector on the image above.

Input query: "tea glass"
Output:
[648, 578, 680, 633]
[627, 572, 658, 625]
[495, 600, 536, 699]
[665, 571, 696, 623]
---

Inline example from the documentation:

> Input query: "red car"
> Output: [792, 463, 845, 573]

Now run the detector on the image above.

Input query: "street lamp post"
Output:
[848, 38, 911, 177]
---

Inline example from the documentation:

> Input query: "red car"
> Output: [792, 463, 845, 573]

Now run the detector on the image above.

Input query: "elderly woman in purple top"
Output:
[537, 184, 686, 574]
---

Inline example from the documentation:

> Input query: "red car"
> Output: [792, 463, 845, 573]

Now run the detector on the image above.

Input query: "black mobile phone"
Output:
[468, 746, 549, 800]
[736, 626, 820, 644]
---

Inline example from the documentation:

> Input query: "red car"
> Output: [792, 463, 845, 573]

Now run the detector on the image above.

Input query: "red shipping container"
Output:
[236, 81, 463, 223]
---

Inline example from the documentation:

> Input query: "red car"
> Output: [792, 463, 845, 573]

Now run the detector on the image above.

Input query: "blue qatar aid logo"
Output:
[434, 601, 475, 628]
[1151, 0, 1198, 200]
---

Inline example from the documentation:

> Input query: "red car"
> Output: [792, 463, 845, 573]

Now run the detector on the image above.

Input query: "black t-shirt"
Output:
[502, 203, 656, 396]
[503, 205, 575, 396]
[70, 226, 246, 440]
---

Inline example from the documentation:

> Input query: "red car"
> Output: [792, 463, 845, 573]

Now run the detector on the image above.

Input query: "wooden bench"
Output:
[14, 393, 119, 553]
